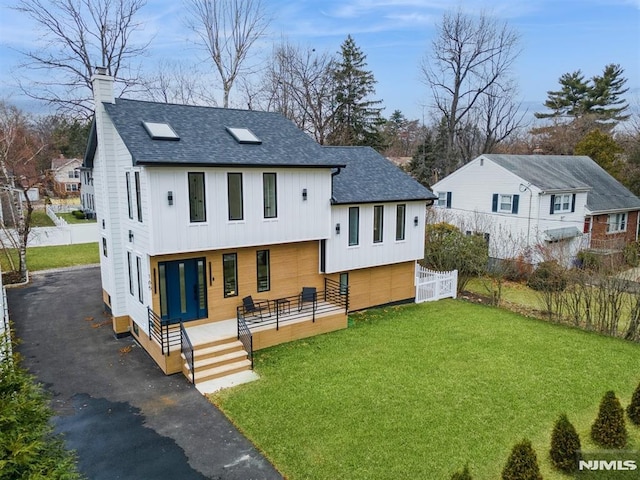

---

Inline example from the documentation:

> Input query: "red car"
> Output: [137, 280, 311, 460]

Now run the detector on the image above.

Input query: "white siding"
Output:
[324, 202, 426, 273]
[146, 167, 332, 255]
[432, 156, 587, 262]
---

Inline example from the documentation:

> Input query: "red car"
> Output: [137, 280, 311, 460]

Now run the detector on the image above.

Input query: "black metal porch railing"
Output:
[180, 321, 195, 383]
[236, 279, 349, 332]
[237, 315, 253, 369]
[148, 308, 181, 355]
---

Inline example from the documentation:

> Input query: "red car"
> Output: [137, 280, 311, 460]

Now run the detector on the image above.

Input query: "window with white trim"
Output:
[373, 205, 384, 243]
[607, 213, 627, 233]
[499, 195, 513, 212]
[554, 194, 572, 213]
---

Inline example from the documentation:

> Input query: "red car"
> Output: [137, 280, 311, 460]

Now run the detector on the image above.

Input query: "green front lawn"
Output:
[29, 210, 55, 227]
[0, 242, 99, 272]
[211, 301, 639, 479]
[57, 212, 97, 224]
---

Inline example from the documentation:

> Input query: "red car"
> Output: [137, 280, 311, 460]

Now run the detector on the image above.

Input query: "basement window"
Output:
[226, 127, 261, 144]
[142, 121, 180, 140]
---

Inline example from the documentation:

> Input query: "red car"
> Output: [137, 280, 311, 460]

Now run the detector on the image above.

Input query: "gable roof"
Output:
[483, 154, 640, 214]
[51, 157, 82, 171]
[329, 146, 436, 204]
[102, 98, 343, 168]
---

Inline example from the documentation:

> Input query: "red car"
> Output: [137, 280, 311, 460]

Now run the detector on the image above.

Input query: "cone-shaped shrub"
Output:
[549, 414, 581, 473]
[591, 390, 627, 448]
[451, 464, 473, 480]
[627, 382, 640, 426]
[501, 439, 543, 480]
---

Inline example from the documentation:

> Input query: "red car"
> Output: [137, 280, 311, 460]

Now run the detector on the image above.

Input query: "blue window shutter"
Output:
[492, 194, 498, 212]
[550, 195, 555, 214]
[512, 194, 519, 214]
[446, 192, 452, 208]
[571, 194, 576, 213]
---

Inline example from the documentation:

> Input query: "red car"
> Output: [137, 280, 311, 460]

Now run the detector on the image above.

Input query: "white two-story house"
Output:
[432, 154, 640, 265]
[84, 70, 435, 386]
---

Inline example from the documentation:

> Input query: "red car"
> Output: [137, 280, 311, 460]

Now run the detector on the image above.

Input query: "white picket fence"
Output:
[415, 265, 458, 303]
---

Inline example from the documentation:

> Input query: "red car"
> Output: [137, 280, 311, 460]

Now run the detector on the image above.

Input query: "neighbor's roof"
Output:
[329, 146, 436, 204]
[484, 154, 640, 214]
[101, 98, 344, 168]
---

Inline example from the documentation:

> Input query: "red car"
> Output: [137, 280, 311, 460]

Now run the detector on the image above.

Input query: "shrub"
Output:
[451, 465, 472, 480]
[527, 261, 567, 292]
[501, 439, 542, 480]
[0, 337, 82, 479]
[576, 250, 601, 271]
[71, 209, 86, 219]
[623, 242, 640, 267]
[591, 390, 627, 448]
[549, 414, 581, 473]
[627, 381, 640, 426]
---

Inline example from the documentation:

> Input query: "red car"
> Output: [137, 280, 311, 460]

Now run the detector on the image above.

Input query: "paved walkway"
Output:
[8, 266, 282, 480]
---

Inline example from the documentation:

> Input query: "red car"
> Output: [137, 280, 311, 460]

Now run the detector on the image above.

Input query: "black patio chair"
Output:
[242, 296, 269, 321]
[298, 287, 317, 311]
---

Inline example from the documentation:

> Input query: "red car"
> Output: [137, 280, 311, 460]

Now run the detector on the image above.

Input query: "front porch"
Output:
[147, 279, 349, 390]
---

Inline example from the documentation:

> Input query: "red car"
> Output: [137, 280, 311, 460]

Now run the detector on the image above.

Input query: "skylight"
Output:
[142, 121, 180, 141]
[226, 127, 262, 144]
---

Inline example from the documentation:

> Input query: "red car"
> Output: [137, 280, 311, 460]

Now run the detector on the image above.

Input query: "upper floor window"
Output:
[188, 172, 206, 222]
[136, 256, 144, 303]
[126, 172, 133, 219]
[263, 173, 277, 218]
[550, 193, 575, 214]
[436, 192, 451, 208]
[373, 205, 384, 243]
[68, 170, 79, 179]
[492, 193, 519, 214]
[134, 171, 143, 222]
[227, 173, 243, 221]
[348, 207, 359, 246]
[607, 212, 627, 233]
[396, 204, 406, 241]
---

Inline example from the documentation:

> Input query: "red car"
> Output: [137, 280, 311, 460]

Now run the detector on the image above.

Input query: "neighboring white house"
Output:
[431, 154, 640, 264]
[84, 70, 435, 383]
[50, 156, 82, 196]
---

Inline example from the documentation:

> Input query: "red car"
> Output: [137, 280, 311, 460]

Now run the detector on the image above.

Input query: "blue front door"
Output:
[158, 258, 207, 323]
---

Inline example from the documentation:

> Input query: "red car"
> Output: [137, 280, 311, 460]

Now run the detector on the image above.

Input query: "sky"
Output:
[0, 0, 639, 124]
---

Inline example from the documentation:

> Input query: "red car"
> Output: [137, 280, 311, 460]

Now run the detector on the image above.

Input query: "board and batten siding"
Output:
[146, 167, 332, 255]
[324, 202, 425, 273]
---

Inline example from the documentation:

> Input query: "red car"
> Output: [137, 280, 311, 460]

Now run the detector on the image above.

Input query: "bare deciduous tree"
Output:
[261, 41, 336, 144]
[422, 9, 522, 170]
[13, 0, 149, 119]
[184, 0, 269, 108]
[0, 101, 47, 281]
[141, 60, 217, 106]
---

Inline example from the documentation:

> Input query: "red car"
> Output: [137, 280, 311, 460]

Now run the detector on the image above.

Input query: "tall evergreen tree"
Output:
[327, 35, 385, 149]
[535, 64, 629, 124]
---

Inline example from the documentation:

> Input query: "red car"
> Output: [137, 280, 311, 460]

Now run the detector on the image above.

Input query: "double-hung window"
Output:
[607, 213, 627, 233]
[492, 193, 519, 214]
[554, 194, 572, 213]
[396, 204, 406, 241]
[373, 205, 384, 243]
[499, 195, 513, 212]
[227, 173, 243, 221]
[188, 172, 206, 222]
[348, 207, 359, 246]
[263, 173, 277, 218]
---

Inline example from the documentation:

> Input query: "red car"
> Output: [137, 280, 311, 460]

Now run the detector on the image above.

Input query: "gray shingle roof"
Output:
[329, 146, 436, 204]
[484, 154, 640, 214]
[103, 98, 343, 168]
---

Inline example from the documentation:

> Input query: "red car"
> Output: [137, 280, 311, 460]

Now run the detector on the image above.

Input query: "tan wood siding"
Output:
[327, 261, 416, 312]
[149, 241, 325, 323]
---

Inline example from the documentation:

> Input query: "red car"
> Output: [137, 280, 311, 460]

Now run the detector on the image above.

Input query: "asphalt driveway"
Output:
[8, 265, 282, 480]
